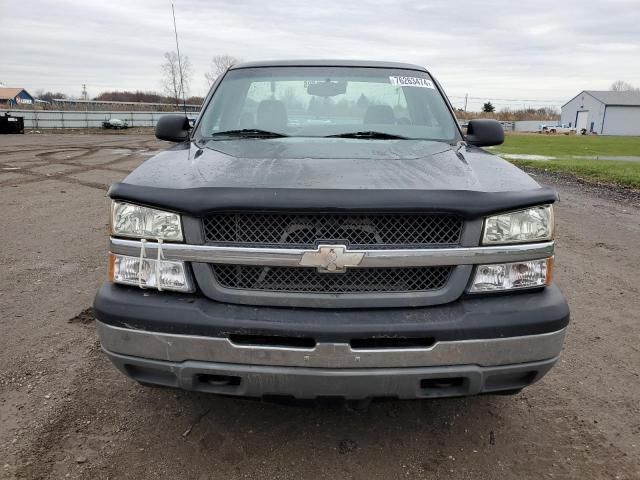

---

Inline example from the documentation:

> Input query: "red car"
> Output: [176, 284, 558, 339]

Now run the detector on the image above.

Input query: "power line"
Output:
[447, 94, 565, 103]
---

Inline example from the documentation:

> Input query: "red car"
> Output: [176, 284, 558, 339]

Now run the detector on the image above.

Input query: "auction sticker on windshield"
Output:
[389, 76, 435, 88]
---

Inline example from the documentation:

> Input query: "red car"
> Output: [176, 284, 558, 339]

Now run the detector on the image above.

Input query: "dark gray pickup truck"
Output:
[94, 60, 569, 400]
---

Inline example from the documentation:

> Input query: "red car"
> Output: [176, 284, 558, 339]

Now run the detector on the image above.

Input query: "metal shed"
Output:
[561, 90, 640, 136]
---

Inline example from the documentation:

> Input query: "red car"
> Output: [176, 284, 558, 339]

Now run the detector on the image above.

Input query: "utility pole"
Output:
[464, 93, 468, 112]
[82, 84, 88, 128]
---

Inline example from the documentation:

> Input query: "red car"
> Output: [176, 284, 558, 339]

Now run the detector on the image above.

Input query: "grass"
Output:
[489, 134, 640, 189]
[493, 134, 640, 157]
[508, 158, 640, 189]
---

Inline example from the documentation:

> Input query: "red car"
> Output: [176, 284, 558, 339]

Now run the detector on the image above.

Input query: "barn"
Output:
[0, 87, 35, 106]
[560, 90, 640, 136]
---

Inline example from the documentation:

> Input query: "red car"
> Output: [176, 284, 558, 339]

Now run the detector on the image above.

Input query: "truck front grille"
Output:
[211, 264, 452, 294]
[203, 212, 462, 249]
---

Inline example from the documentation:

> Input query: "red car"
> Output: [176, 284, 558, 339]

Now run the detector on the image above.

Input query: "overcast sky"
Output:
[1, 0, 639, 110]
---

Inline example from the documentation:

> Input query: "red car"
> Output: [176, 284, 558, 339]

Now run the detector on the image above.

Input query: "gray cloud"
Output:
[1, 0, 638, 110]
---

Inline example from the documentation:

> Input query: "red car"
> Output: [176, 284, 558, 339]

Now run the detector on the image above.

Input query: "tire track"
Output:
[0, 137, 160, 190]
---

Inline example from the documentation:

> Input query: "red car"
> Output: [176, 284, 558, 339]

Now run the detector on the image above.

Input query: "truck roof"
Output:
[229, 59, 429, 72]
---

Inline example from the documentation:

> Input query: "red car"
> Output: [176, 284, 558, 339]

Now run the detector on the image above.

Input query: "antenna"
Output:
[171, 2, 188, 117]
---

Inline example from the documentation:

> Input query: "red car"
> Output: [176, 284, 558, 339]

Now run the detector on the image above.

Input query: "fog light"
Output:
[469, 258, 552, 293]
[108, 253, 193, 292]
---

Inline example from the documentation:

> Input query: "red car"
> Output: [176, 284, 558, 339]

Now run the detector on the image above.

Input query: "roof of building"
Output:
[563, 90, 640, 108]
[0, 87, 34, 101]
[586, 90, 640, 106]
[230, 59, 427, 72]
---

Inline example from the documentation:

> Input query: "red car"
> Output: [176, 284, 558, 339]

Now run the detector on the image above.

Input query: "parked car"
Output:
[94, 60, 569, 401]
[538, 123, 576, 134]
[0, 113, 24, 134]
[102, 118, 128, 129]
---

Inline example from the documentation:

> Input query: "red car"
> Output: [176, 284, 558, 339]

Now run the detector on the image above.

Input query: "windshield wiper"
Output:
[325, 131, 408, 140]
[208, 129, 288, 139]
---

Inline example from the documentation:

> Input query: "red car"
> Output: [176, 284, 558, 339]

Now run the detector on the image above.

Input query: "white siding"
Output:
[561, 93, 605, 133]
[601, 106, 640, 136]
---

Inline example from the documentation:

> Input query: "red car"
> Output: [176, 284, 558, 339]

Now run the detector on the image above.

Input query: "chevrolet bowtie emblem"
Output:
[299, 245, 365, 273]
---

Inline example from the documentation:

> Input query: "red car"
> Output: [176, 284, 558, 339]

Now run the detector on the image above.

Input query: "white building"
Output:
[561, 90, 640, 136]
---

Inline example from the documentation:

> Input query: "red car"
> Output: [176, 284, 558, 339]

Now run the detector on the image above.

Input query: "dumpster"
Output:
[0, 113, 25, 134]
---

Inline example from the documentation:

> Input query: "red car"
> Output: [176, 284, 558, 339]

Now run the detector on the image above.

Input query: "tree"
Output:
[161, 51, 192, 106]
[482, 102, 495, 113]
[205, 54, 241, 86]
[95, 90, 166, 103]
[35, 90, 67, 103]
[610, 80, 638, 92]
[185, 96, 205, 105]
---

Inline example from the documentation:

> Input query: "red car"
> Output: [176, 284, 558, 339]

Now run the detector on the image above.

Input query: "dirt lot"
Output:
[1, 134, 639, 480]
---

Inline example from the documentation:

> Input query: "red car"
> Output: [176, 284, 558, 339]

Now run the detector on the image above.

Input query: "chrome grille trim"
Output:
[109, 238, 555, 268]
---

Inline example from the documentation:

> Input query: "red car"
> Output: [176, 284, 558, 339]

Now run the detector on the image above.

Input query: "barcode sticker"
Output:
[389, 76, 435, 89]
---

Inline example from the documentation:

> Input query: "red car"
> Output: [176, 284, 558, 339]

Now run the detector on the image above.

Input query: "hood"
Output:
[109, 138, 557, 218]
[121, 138, 539, 192]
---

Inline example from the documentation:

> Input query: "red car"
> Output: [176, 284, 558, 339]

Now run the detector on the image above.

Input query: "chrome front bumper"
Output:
[98, 321, 566, 369]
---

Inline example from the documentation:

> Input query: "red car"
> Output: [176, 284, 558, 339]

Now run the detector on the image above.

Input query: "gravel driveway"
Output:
[1, 134, 638, 480]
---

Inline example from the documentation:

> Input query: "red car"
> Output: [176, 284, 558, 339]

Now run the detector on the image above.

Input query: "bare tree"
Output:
[161, 51, 192, 106]
[610, 80, 638, 92]
[205, 55, 241, 86]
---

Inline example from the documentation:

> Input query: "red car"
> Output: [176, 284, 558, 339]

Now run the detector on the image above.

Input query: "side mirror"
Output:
[155, 115, 191, 142]
[465, 119, 504, 147]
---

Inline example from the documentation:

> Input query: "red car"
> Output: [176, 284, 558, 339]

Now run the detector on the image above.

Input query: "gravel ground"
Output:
[518, 165, 640, 208]
[0, 134, 638, 480]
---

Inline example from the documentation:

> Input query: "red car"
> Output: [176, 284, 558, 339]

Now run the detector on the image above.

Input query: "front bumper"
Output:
[94, 283, 569, 399]
[103, 348, 560, 399]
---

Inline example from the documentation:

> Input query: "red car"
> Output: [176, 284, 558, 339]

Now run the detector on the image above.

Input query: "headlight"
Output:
[468, 258, 553, 293]
[111, 201, 183, 241]
[108, 253, 193, 292]
[482, 205, 554, 245]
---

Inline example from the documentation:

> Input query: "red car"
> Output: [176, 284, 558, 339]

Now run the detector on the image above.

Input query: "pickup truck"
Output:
[538, 123, 576, 134]
[94, 60, 569, 400]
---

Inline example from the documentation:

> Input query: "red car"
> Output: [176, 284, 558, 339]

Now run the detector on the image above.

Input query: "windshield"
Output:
[195, 66, 460, 142]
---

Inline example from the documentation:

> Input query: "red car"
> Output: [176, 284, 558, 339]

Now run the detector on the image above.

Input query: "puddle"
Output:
[106, 149, 133, 155]
[499, 154, 556, 161]
[570, 155, 640, 162]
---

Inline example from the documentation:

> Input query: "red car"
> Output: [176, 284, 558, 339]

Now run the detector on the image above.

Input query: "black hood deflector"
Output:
[108, 182, 558, 219]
